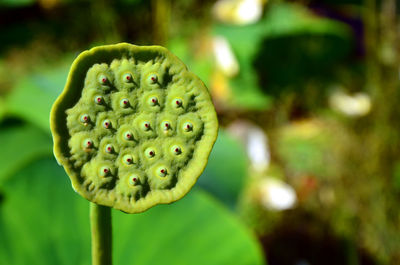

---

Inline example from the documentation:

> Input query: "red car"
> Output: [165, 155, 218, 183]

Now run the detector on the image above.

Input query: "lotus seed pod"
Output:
[50, 43, 218, 213]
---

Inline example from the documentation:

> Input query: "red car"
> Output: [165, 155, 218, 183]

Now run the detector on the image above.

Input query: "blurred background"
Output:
[0, 0, 399, 264]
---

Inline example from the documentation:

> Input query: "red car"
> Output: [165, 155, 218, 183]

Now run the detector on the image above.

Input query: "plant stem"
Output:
[90, 203, 112, 265]
[151, 0, 171, 45]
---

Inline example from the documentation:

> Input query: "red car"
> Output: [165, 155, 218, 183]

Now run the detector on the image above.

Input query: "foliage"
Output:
[1, 0, 400, 264]
[0, 156, 265, 265]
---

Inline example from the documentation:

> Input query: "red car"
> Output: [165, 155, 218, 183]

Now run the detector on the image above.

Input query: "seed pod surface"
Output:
[50, 43, 218, 213]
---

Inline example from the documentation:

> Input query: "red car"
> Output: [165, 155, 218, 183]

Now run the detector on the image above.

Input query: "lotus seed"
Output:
[123, 154, 133, 165]
[95, 95, 103, 104]
[103, 119, 112, 129]
[157, 167, 167, 177]
[124, 131, 133, 140]
[162, 121, 171, 131]
[183, 122, 193, 132]
[100, 166, 110, 177]
[83, 139, 93, 149]
[105, 144, 113, 153]
[172, 145, 181, 155]
[129, 175, 139, 185]
[149, 96, 158, 106]
[123, 73, 132, 82]
[149, 74, 158, 84]
[142, 121, 150, 131]
[145, 148, 155, 158]
[99, 74, 108, 84]
[80, 114, 90, 124]
[120, 98, 130, 108]
[174, 98, 182, 107]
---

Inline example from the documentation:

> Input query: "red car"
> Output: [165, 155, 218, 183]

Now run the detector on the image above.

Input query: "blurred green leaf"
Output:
[0, 123, 52, 186]
[0, 158, 90, 265]
[168, 37, 214, 88]
[214, 2, 352, 110]
[0, 157, 265, 265]
[215, 2, 351, 57]
[0, 97, 6, 122]
[5, 60, 71, 132]
[0, 0, 35, 7]
[198, 130, 248, 209]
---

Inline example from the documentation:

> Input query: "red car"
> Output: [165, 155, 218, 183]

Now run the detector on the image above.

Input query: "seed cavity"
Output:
[162, 121, 171, 131]
[142, 121, 151, 131]
[174, 98, 183, 108]
[123, 73, 132, 83]
[103, 119, 112, 129]
[105, 144, 113, 153]
[129, 175, 139, 186]
[99, 74, 108, 85]
[120, 98, 130, 108]
[95, 95, 103, 104]
[149, 96, 158, 106]
[157, 167, 167, 177]
[123, 154, 133, 165]
[124, 131, 133, 140]
[149, 74, 158, 84]
[100, 166, 110, 177]
[183, 122, 193, 132]
[83, 139, 93, 149]
[145, 148, 155, 158]
[80, 114, 90, 124]
[171, 145, 181, 155]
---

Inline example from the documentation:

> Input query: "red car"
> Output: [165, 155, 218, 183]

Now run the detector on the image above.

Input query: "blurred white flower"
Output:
[247, 127, 269, 172]
[212, 36, 239, 77]
[213, 0, 264, 25]
[329, 90, 371, 117]
[259, 178, 297, 211]
[227, 120, 270, 172]
[236, 0, 263, 24]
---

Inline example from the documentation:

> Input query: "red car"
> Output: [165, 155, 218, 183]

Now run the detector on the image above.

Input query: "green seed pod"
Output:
[50, 43, 218, 213]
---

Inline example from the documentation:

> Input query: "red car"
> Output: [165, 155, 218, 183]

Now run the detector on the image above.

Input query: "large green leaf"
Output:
[0, 123, 52, 186]
[5, 60, 71, 132]
[197, 129, 248, 209]
[0, 158, 90, 265]
[0, 157, 265, 265]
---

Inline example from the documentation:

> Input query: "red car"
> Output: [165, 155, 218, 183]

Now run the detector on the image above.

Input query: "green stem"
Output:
[90, 203, 112, 265]
[151, 0, 171, 45]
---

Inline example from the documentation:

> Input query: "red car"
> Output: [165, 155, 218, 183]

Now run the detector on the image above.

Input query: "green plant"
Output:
[50, 43, 218, 264]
